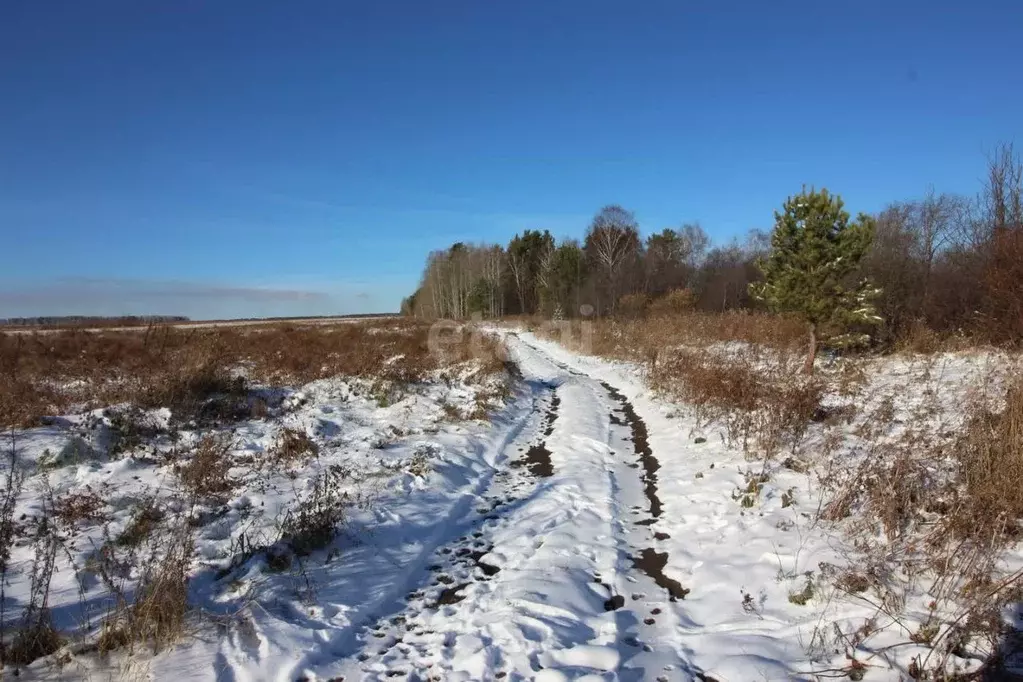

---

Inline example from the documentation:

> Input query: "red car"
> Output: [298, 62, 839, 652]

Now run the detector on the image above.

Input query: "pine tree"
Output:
[752, 188, 879, 373]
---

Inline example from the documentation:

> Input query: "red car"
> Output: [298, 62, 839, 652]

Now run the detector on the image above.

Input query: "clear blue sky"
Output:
[2, 1, 1020, 319]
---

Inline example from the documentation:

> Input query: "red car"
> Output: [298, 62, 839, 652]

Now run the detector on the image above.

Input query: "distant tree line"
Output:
[0, 315, 190, 327]
[403, 143, 1023, 345]
[401, 216, 742, 319]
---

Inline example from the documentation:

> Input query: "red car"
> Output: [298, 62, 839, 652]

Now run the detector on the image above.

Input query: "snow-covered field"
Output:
[1, 330, 1019, 680]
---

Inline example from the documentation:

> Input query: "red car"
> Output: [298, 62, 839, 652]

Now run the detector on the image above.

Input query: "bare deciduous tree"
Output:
[584, 205, 641, 314]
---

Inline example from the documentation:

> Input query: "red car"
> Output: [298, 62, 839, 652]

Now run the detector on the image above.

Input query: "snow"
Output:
[2, 331, 1016, 680]
[511, 333, 839, 681]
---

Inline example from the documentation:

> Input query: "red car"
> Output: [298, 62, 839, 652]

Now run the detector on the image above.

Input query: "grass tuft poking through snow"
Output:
[98, 524, 194, 656]
[278, 466, 352, 557]
[175, 433, 237, 502]
[957, 377, 1023, 534]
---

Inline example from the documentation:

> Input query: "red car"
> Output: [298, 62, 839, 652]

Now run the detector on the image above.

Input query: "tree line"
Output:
[403, 143, 1023, 346]
[0, 315, 191, 327]
[401, 217, 758, 320]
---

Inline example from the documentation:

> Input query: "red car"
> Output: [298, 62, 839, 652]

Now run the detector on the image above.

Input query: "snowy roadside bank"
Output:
[1, 346, 520, 680]
[515, 328, 1023, 681]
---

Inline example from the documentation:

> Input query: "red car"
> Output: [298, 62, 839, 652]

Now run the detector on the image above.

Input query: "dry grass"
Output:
[0, 447, 24, 667]
[116, 498, 165, 548]
[536, 310, 1023, 675]
[624, 311, 805, 354]
[652, 347, 823, 459]
[824, 375, 1023, 547]
[0, 318, 491, 428]
[955, 378, 1023, 536]
[279, 465, 352, 556]
[269, 427, 319, 469]
[98, 527, 194, 655]
[812, 369, 1023, 678]
[530, 311, 804, 361]
[0, 319, 511, 668]
[822, 444, 941, 538]
[175, 434, 236, 501]
[53, 489, 107, 528]
[653, 349, 762, 412]
[894, 320, 981, 355]
[3, 511, 62, 668]
[5, 616, 62, 669]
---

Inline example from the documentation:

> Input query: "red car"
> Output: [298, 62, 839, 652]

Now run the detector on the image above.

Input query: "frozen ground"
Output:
[3, 331, 1013, 680]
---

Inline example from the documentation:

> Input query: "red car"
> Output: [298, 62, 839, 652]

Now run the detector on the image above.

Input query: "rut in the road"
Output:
[602, 381, 690, 603]
[511, 387, 559, 477]
[341, 382, 562, 678]
[602, 381, 662, 523]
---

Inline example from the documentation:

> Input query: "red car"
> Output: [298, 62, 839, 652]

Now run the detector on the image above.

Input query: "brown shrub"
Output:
[115, 498, 164, 548]
[648, 289, 697, 316]
[769, 379, 825, 438]
[279, 466, 351, 555]
[649, 347, 822, 458]
[617, 293, 649, 319]
[653, 350, 761, 413]
[269, 427, 318, 468]
[175, 434, 235, 501]
[536, 313, 806, 368]
[53, 489, 107, 528]
[864, 452, 932, 539]
[895, 320, 947, 354]
[954, 377, 1023, 537]
[893, 319, 980, 355]
[647, 311, 805, 350]
[149, 366, 247, 426]
[105, 406, 166, 455]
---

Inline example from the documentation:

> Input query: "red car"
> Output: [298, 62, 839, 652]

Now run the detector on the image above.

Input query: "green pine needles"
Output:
[751, 187, 881, 373]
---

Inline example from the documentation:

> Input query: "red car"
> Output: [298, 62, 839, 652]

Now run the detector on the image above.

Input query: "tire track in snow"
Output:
[296, 336, 715, 681]
[318, 377, 564, 681]
[601, 381, 689, 602]
[269, 364, 557, 682]
[508, 350, 703, 681]
[545, 357, 713, 681]
[586, 377, 690, 682]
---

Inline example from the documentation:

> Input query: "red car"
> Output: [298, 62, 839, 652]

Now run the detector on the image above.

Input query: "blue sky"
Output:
[2, 1, 1020, 319]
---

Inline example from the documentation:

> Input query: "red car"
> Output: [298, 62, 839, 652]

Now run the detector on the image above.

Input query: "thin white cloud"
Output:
[0, 278, 329, 305]
[0, 278, 372, 320]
